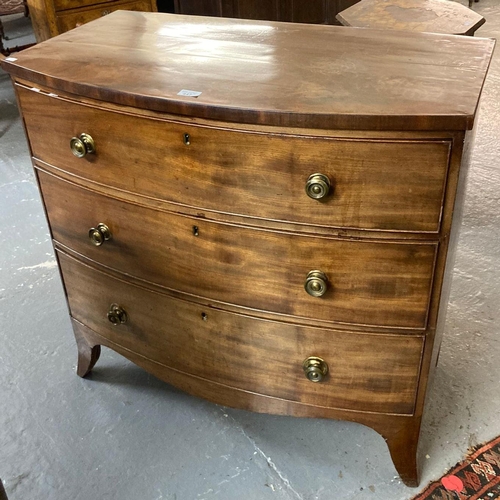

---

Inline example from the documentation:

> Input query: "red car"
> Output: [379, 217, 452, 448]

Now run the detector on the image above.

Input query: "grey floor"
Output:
[1, 2, 499, 499]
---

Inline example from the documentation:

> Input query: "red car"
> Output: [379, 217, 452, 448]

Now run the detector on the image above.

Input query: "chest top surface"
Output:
[1, 11, 495, 131]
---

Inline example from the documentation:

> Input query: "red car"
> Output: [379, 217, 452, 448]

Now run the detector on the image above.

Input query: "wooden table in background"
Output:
[337, 0, 485, 35]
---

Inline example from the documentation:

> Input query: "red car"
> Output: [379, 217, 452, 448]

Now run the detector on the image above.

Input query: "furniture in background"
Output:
[26, 0, 157, 42]
[0, 0, 31, 55]
[337, 0, 485, 36]
[173, 0, 360, 24]
[1, 10, 494, 487]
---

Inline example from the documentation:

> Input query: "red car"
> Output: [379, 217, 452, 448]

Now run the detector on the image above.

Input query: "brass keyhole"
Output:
[193, 225, 199, 236]
[183, 133, 191, 146]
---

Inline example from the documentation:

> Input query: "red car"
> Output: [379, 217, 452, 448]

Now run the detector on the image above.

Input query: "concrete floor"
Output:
[1, 3, 499, 499]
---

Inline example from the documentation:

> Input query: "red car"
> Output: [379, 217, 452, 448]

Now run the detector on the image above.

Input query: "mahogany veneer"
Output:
[26, 0, 157, 41]
[1, 11, 495, 487]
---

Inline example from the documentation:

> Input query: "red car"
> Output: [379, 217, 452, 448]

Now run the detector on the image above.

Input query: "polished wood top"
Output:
[1, 11, 495, 130]
[336, 0, 486, 36]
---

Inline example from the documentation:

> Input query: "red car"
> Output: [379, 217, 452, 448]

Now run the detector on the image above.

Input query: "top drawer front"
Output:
[19, 86, 450, 233]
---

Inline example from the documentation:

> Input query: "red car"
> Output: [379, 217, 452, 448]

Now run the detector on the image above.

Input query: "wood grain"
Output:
[4, 12, 493, 486]
[2, 11, 495, 130]
[40, 170, 437, 330]
[60, 251, 424, 415]
[56, 0, 154, 33]
[26, 0, 157, 42]
[337, 0, 485, 36]
[73, 317, 426, 484]
[18, 86, 452, 233]
[53, 0, 115, 11]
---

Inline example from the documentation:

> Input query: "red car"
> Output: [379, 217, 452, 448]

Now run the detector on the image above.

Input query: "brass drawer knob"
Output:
[304, 270, 328, 297]
[305, 173, 331, 200]
[303, 357, 328, 383]
[107, 304, 127, 325]
[70, 133, 96, 158]
[88, 223, 111, 246]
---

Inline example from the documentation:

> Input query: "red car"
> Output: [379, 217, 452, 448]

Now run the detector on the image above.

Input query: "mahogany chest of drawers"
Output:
[2, 11, 494, 486]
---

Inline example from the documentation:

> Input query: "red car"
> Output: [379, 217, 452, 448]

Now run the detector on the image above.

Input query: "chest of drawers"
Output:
[2, 11, 494, 487]
[27, 0, 157, 42]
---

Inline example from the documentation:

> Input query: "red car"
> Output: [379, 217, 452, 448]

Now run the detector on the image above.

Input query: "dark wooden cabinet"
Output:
[174, 0, 361, 24]
[225, 0, 280, 21]
[173, 0, 222, 16]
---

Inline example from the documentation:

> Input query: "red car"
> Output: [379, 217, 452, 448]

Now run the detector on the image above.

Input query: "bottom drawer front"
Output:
[59, 252, 424, 415]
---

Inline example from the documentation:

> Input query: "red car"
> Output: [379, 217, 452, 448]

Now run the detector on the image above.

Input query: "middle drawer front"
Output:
[40, 171, 437, 330]
[18, 85, 451, 233]
[59, 251, 424, 415]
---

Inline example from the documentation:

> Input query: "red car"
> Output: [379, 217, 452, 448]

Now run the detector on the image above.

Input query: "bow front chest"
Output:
[2, 11, 494, 486]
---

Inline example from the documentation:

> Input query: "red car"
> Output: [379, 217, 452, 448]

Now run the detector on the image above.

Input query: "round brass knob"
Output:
[107, 304, 127, 325]
[88, 223, 111, 246]
[305, 173, 331, 200]
[305, 270, 328, 297]
[303, 357, 328, 383]
[70, 133, 96, 158]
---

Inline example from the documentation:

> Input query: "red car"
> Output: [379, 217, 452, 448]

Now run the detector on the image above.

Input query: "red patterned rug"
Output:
[412, 436, 500, 500]
[0, 0, 25, 16]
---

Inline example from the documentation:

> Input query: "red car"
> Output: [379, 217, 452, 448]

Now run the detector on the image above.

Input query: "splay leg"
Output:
[73, 324, 101, 378]
[382, 417, 421, 487]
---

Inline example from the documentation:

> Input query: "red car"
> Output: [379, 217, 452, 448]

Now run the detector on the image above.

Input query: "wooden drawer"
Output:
[56, 0, 153, 33]
[19, 86, 451, 233]
[40, 171, 437, 329]
[59, 251, 424, 415]
[53, 0, 115, 11]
